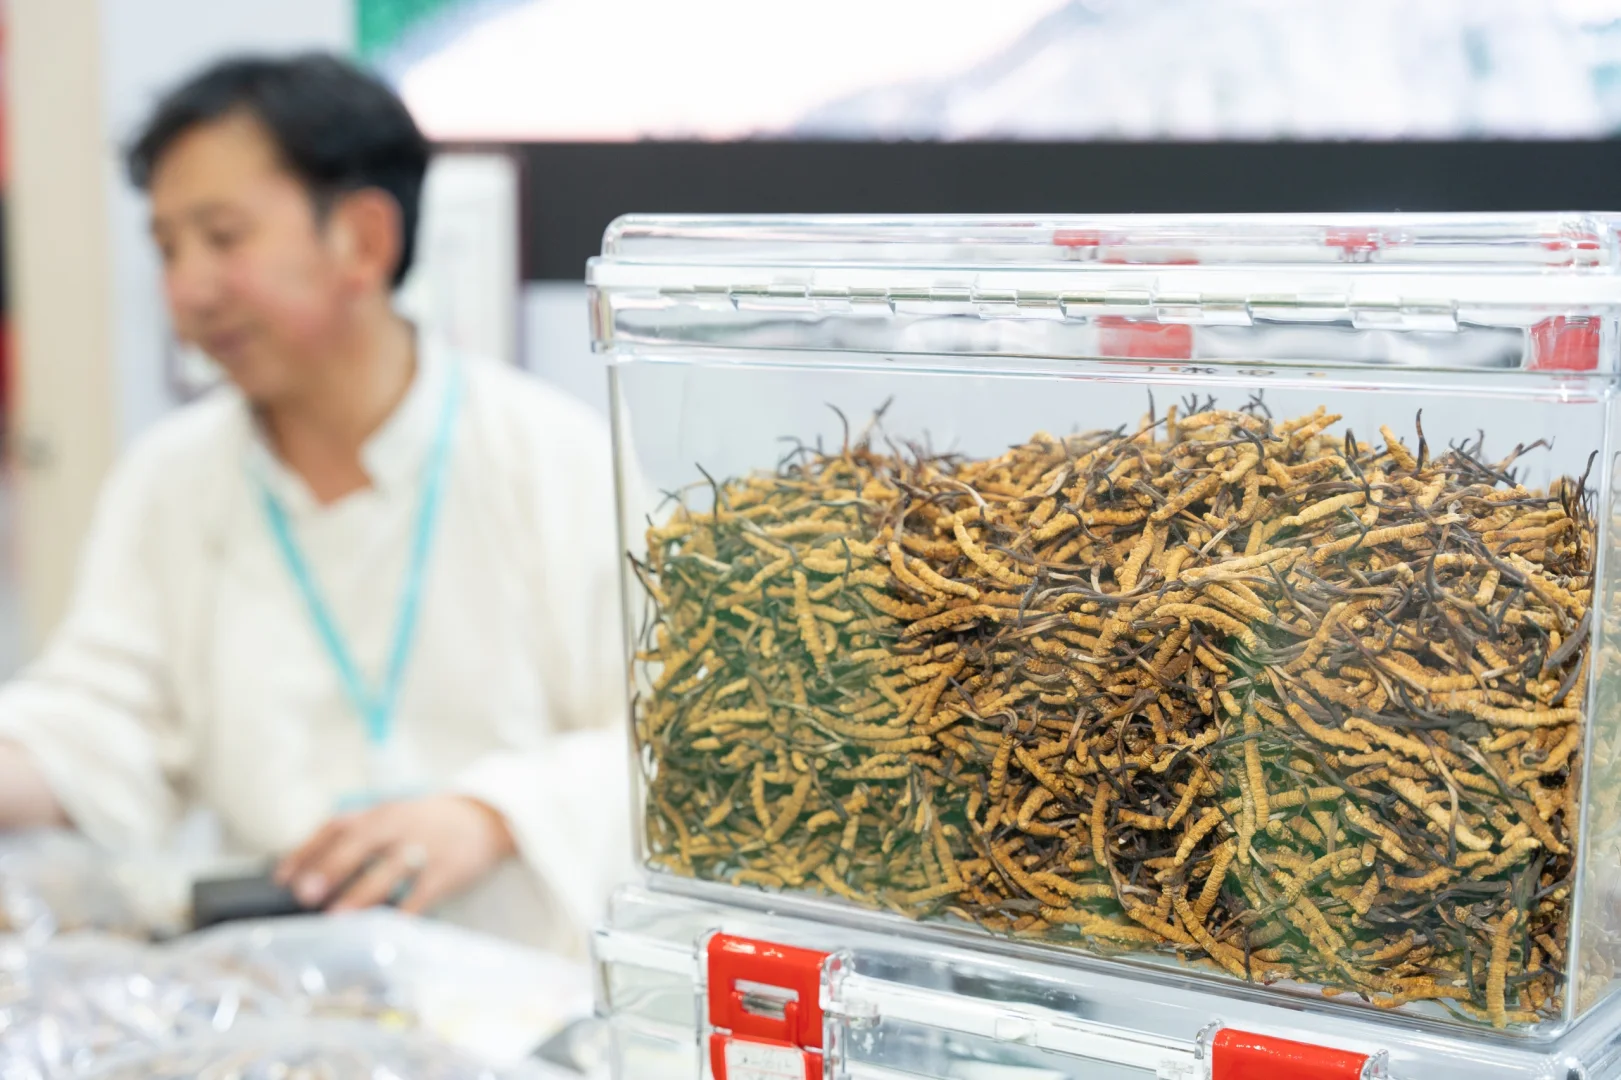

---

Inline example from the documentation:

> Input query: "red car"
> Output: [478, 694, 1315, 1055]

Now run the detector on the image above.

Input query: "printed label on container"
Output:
[723, 1038, 809, 1080]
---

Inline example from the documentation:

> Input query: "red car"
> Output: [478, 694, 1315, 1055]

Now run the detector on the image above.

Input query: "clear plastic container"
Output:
[0, 913, 592, 1077]
[172, 912, 593, 1063]
[0, 933, 289, 1078]
[595, 882, 1621, 1080]
[78, 1019, 566, 1080]
[0, 831, 147, 943]
[591, 214, 1621, 1038]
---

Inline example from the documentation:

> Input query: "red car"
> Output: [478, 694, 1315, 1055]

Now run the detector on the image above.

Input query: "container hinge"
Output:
[704, 933, 831, 1080]
[1347, 298, 1460, 332]
[831, 971, 1198, 1077]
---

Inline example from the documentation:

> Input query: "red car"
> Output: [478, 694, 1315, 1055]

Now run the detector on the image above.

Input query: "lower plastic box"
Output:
[594, 881, 1621, 1080]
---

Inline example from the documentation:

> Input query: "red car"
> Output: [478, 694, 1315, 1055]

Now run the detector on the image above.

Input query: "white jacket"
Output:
[0, 340, 634, 957]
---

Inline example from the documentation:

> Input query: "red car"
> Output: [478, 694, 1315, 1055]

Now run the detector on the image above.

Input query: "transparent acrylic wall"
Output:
[1579, 388, 1621, 1021]
[594, 214, 1621, 1038]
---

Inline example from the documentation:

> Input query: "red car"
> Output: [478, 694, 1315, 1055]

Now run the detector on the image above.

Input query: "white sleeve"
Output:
[451, 730, 634, 939]
[0, 449, 184, 849]
[547, 422, 629, 737]
[454, 386, 635, 935]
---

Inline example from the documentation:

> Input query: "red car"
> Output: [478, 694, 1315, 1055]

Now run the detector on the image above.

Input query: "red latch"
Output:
[1098, 318, 1194, 360]
[1325, 227, 1384, 262]
[1211, 1028, 1371, 1080]
[1053, 228, 1105, 251]
[706, 934, 830, 1080]
[1053, 228, 1198, 358]
[1529, 315, 1601, 372]
[1542, 230, 1602, 267]
[1052, 228, 1199, 266]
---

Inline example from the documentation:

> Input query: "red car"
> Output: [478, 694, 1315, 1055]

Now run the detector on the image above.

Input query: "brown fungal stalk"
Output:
[631, 401, 1594, 1029]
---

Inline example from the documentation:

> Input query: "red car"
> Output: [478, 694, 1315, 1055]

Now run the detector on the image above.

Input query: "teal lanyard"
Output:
[257, 364, 462, 752]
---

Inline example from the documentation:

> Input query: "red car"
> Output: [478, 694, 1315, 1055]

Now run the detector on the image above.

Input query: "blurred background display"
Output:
[365, 0, 1621, 141]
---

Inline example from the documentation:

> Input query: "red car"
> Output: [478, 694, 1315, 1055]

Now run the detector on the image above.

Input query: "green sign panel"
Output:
[358, 0, 465, 59]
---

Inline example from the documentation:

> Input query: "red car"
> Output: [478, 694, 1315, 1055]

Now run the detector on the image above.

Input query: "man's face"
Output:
[149, 113, 355, 406]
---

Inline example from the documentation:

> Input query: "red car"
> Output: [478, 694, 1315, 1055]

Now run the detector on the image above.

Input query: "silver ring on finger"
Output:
[398, 842, 429, 873]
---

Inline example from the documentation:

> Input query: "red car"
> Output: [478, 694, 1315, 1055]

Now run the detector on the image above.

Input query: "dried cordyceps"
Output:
[632, 401, 1595, 1029]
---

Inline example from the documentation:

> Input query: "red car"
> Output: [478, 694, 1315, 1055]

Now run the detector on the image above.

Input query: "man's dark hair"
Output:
[127, 53, 430, 287]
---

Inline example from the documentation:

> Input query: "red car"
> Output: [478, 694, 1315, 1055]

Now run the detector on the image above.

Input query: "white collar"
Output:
[244, 336, 453, 513]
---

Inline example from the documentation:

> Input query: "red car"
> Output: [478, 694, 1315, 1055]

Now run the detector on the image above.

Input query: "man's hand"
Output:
[275, 794, 516, 915]
[0, 742, 69, 830]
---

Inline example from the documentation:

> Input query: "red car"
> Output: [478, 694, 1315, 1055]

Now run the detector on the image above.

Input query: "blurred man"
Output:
[0, 54, 628, 955]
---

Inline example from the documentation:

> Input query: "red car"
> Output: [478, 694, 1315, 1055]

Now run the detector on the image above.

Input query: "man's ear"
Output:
[325, 188, 404, 293]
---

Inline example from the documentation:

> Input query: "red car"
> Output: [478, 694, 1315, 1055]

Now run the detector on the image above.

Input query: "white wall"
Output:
[399, 152, 522, 369]
[99, 0, 354, 443]
[6, 1, 120, 657]
[523, 281, 607, 418]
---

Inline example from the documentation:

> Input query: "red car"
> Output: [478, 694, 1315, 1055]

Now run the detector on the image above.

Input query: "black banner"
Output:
[508, 139, 1621, 280]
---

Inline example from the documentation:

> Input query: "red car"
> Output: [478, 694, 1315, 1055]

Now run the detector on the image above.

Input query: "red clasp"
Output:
[1325, 227, 1385, 262]
[1211, 1028, 1375, 1080]
[1097, 319, 1195, 360]
[1542, 230, 1602, 268]
[1053, 228, 1198, 359]
[1053, 227, 1107, 252]
[706, 934, 830, 1080]
[1052, 228, 1200, 267]
[1529, 315, 1601, 372]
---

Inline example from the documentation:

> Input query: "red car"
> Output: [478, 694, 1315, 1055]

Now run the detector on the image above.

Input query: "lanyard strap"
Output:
[258, 362, 463, 748]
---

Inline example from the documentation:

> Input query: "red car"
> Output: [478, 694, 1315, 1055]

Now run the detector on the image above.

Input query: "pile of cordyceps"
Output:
[631, 401, 1594, 1029]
